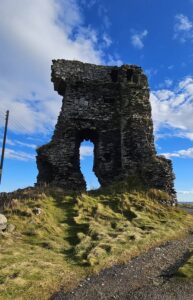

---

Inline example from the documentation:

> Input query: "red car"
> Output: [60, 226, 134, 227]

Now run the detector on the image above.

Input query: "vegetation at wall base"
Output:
[0, 180, 193, 299]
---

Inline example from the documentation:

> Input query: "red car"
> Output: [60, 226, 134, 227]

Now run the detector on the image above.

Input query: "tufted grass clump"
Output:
[0, 190, 85, 300]
[174, 242, 193, 279]
[174, 254, 193, 279]
[0, 181, 193, 299]
[72, 188, 193, 267]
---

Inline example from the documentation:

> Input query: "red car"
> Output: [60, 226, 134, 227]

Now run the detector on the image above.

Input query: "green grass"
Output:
[0, 181, 193, 299]
[179, 203, 193, 209]
[175, 255, 193, 279]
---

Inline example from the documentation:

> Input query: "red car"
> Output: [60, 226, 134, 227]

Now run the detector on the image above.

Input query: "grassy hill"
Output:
[1, 180, 193, 299]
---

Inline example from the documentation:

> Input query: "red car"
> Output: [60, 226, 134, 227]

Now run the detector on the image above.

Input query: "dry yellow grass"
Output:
[0, 181, 193, 299]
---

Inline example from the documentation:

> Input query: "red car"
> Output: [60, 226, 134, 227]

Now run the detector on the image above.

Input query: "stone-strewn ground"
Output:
[51, 234, 193, 300]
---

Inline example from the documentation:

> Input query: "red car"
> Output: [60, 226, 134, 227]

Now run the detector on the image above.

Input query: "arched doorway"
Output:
[76, 129, 100, 190]
[80, 140, 100, 190]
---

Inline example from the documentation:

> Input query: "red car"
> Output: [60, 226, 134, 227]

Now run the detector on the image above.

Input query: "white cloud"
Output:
[2, 148, 35, 161]
[185, 133, 193, 140]
[0, 138, 15, 147]
[80, 145, 93, 159]
[164, 79, 173, 88]
[131, 30, 148, 49]
[102, 33, 112, 47]
[175, 14, 192, 31]
[0, 138, 36, 149]
[15, 141, 37, 149]
[174, 14, 193, 42]
[151, 76, 193, 140]
[157, 79, 174, 89]
[177, 190, 193, 202]
[161, 147, 193, 159]
[0, 0, 110, 135]
[106, 54, 122, 66]
[178, 189, 193, 195]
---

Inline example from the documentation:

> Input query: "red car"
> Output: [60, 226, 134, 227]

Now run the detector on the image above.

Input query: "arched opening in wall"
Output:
[80, 140, 100, 190]
[77, 129, 100, 191]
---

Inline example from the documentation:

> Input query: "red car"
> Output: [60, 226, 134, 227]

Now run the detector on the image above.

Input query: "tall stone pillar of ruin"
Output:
[36, 60, 176, 204]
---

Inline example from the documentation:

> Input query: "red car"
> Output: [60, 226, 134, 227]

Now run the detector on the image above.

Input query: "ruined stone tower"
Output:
[36, 60, 176, 203]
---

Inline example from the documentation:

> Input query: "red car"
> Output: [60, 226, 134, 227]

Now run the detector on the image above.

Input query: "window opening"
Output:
[126, 69, 134, 82]
[110, 69, 118, 82]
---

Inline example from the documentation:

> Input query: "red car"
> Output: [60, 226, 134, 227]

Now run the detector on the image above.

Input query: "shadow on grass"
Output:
[49, 190, 89, 264]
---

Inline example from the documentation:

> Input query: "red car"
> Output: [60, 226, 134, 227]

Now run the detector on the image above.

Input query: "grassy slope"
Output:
[1, 182, 193, 299]
[174, 203, 193, 279]
[175, 255, 193, 279]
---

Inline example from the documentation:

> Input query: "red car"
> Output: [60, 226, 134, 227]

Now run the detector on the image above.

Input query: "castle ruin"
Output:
[36, 60, 176, 204]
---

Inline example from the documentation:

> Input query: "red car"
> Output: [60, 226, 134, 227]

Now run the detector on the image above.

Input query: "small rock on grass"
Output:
[6, 223, 15, 233]
[0, 214, 7, 231]
[32, 207, 42, 215]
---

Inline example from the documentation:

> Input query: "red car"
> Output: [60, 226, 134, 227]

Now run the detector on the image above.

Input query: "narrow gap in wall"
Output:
[110, 69, 118, 82]
[80, 140, 100, 191]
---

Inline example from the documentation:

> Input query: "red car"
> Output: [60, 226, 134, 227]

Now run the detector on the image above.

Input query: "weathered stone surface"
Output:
[36, 60, 176, 204]
[0, 213, 7, 231]
[32, 207, 42, 215]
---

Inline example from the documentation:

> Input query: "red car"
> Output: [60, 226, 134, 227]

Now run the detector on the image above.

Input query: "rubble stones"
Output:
[36, 60, 176, 205]
[32, 207, 42, 215]
[0, 214, 7, 231]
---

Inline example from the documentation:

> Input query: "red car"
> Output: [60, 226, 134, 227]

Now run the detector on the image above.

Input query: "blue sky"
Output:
[0, 0, 193, 201]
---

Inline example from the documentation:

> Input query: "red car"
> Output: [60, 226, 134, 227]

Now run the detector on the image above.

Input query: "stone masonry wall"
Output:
[36, 60, 176, 204]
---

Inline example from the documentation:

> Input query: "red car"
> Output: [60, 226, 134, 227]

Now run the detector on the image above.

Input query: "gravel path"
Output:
[51, 233, 193, 300]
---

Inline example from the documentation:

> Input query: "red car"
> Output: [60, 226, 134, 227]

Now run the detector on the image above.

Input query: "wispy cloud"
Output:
[157, 79, 173, 89]
[2, 148, 35, 161]
[175, 14, 192, 31]
[174, 14, 193, 42]
[168, 65, 174, 70]
[80, 0, 97, 9]
[161, 147, 193, 159]
[15, 141, 37, 149]
[145, 68, 158, 79]
[164, 79, 173, 88]
[131, 30, 148, 49]
[0, 138, 37, 149]
[178, 189, 193, 195]
[80, 145, 93, 159]
[106, 54, 122, 66]
[102, 33, 112, 47]
[98, 4, 111, 29]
